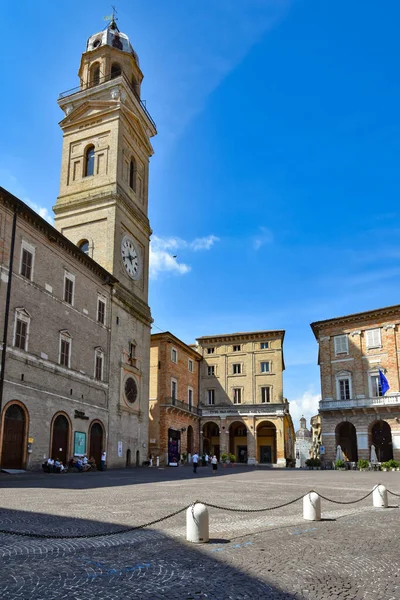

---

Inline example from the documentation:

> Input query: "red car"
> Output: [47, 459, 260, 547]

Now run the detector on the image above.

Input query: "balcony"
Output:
[319, 394, 400, 412]
[201, 403, 288, 418]
[161, 397, 202, 416]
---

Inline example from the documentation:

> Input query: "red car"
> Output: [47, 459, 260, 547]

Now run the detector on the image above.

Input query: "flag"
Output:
[379, 370, 390, 396]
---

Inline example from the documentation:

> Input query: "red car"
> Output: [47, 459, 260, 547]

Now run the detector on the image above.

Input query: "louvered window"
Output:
[334, 335, 348, 355]
[366, 329, 381, 349]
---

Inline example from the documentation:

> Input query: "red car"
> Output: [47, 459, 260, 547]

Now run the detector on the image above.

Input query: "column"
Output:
[276, 419, 286, 468]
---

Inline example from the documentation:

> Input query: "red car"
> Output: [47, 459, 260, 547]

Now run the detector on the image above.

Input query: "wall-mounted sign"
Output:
[118, 441, 123, 457]
[74, 431, 86, 456]
[28, 437, 34, 444]
[319, 446, 325, 455]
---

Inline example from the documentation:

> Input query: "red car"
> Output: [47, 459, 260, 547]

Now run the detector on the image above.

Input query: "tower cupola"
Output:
[86, 19, 140, 66]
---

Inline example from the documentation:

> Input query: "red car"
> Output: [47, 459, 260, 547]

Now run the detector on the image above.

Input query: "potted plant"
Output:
[314, 458, 321, 470]
[335, 459, 345, 470]
[305, 458, 314, 470]
[221, 453, 228, 468]
[229, 453, 236, 466]
[357, 459, 369, 471]
[387, 459, 399, 472]
[181, 452, 187, 464]
[381, 461, 389, 472]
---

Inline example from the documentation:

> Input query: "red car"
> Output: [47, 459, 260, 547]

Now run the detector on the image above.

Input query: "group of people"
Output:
[44, 451, 107, 474]
[192, 452, 218, 474]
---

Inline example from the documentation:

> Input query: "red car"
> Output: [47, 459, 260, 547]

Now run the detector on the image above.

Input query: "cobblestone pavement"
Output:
[0, 466, 400, 599]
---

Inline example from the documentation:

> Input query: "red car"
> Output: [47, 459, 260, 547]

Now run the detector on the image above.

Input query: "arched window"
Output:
[90, 63, 100, 86]
[129, 157, 136, 191]
[78, 240, 89, 254]
[85, 145, 95, 177]
[111, 63, 121, 79]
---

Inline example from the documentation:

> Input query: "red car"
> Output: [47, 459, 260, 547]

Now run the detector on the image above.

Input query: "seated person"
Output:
[54, 458, 62, 473]
[46, 457, 55, 472]
[82, 455, 91, 471]
[75, 457, 83, 472]
[88, 456, 97, 470]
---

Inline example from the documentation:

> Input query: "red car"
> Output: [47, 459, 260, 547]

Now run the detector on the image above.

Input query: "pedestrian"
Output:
[192, 451, 199, 474]
[100, 450, 106, 471]
[149, 453, 153, 467]
[211, 455, 218, 474]
[205, 453, 209, 466]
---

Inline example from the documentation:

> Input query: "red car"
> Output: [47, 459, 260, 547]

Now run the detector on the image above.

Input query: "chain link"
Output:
[315, 487, 377, 505]
[386, 488, 400, 498]
[201, 494, 305, 513]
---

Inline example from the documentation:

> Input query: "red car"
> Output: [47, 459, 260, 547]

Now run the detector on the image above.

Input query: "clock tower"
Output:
[53, 18, 156, 466]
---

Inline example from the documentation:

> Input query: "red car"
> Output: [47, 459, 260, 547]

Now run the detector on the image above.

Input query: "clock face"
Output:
[121, 235, 141, 280]
[124, 377, 138, 404]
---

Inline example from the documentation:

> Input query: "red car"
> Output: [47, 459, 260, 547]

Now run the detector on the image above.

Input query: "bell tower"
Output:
[53, 18, 157, 467]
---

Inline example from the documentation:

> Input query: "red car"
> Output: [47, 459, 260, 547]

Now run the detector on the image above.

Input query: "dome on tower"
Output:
[295, 416, 311, 440]
[86, 19, 140, 66]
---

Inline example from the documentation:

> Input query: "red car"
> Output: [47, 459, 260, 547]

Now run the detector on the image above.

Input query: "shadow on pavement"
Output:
[0, 506, 298, 599]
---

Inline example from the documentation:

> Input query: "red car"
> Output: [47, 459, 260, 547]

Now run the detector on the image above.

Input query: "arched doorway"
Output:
[89, 421, 104, 468]
[371, 420, 393, 462]
[51, 414, 70, 464]
[229, 421, 247, 463]
[202, 422, 220, 460]
[136, 450, 140, 467]
[126, 449, 131, 467]
[187, 425, 194, 455]
[257, 421, 277, 464]
[1, 403, 27, 469]
[335, 421, 358, 462]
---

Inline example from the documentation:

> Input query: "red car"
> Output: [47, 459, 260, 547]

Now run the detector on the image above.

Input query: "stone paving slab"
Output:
[0, 467, 400, 599]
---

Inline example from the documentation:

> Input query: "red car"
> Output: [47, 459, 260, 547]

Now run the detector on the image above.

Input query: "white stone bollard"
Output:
[373, 484, 388, 508]
[186, 503, 209, 543]
[303, 492, 321, 521]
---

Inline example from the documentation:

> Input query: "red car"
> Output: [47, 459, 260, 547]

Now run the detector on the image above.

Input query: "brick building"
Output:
[149, 333, 201, 465]
[196, 331, 295, 467]
[311, 305, 400, 465]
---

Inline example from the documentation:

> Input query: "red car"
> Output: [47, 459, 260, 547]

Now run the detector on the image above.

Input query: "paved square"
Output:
[0, 466, 399, 599]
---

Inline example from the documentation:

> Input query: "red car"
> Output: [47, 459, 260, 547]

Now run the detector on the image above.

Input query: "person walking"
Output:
[205, 453, 209, 466]
[211, 455, 218, 474]
[192, 451, 199, 474]
[100, 450, 106, 471]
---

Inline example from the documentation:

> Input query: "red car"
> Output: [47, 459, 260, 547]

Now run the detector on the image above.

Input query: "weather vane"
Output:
[104, 5, 118, 24]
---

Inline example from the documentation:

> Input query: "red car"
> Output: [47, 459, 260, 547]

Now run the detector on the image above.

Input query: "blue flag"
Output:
[379, 370, 390, 396]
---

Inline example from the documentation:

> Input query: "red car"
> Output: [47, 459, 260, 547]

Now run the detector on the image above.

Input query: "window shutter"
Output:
[334, 335, 348, 354]
[366, 329, 381, 348]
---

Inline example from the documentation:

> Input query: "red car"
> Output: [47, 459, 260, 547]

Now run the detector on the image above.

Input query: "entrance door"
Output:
[168, 429, 181, 466]
[237, 445, 248, 463]
[260, 445, 272, 463]
[51, 415, 69, 464]
[89, 423, 103, 468]
[1, 404, 25, 469]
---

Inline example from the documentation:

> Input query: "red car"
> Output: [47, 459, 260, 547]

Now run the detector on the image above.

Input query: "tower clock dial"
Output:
[121, 235, 141, 280]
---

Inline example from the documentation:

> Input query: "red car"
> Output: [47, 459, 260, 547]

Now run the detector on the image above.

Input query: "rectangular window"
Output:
[207, 389, 215, 405]
[371, 375, 382, 398]
[207, 365, 215, 376]
[171, 348, 178, 363]
[188, 359, 194, 373]
[207, 347, 215, 354]
[260, 361, 270, 373]
[188, 387, 193, 410]
[233, 388, 242, 404]
[233, 345, 241, 352]
[14, 318, 28, 350]
[171, 379, 177, 399]
[64, 276, 74, 305]
[233, 363, 242, 374]
[95, 353, 103, 381]
[261, 387, 271, 403]
[97, 298, 106, 324]
[260, 342, 269, 349]
[20, 249, 33, 280]
[366, 329, 381, 349]
[60, 338, 70, 368]
[334, 335, 348, 355]
[129, 343, 136, 360]
[338, 378, 350, 400]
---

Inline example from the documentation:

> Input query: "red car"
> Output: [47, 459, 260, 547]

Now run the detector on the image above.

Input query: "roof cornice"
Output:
[310, 304, 400, 338]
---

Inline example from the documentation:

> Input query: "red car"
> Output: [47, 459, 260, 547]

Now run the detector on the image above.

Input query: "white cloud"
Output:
[150, 234, 219, 279]
[289, 389, 321, 431]
[254, 226, 274, 250]
[24, 198, 53, 224]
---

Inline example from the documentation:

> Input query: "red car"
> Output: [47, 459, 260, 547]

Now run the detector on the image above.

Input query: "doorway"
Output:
[371, 421, 393, 462]
[89, 422, 103, 468]
[168, 429, 181, 466]
[51, 414, 70, 464]
[237, 445, 248, 463]
[1, 403, 26, 469]
[126, 449, 131, 467]
[136, 450, 140, 467]
[259, 445, 272, 464]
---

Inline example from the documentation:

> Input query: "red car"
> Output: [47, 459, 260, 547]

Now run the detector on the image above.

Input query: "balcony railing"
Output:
[201, 403, 288, 417]
[58, 72, 156, 130]
[162, 397, 202, 416]
[319, 394, 400, 411]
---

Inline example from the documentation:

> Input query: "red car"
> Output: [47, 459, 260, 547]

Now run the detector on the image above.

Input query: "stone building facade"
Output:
[0, 188, 115, 470]
[311, 305, 400, 465]
[310, 414, 321, 459]
[196, 331, 295, 466]
[0, 18, 156, 470]
[149, 333, 201, 466]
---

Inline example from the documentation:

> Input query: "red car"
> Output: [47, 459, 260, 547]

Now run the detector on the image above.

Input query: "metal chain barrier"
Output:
[0, 484, 396, 540]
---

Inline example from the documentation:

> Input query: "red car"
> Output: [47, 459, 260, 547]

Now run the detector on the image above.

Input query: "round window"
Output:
[125, 377, 138, 404]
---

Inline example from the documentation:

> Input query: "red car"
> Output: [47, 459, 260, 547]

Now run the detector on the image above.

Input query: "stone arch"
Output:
[0, 400, 29, 469]
[257, 420, 277, 464]
[49, 412, 72, 465]
[370, 419, 393, 462]
[202, 421, 220, 460]
[88, 419, 105, 468]
[229, 420, 248, 463]
[335, 421, 358, 462]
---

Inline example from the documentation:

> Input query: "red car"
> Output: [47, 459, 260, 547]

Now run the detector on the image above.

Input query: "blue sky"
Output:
[1, 1, 400, 429]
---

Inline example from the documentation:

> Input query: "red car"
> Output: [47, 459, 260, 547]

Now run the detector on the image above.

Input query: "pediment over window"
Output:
[335, 370, 351, 378]
[59, 329, 72, 338]
[95, 346, 105, 353]
[15, 308, 31, 318]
